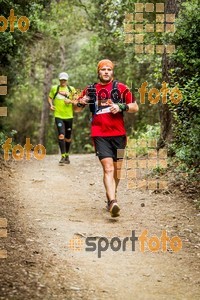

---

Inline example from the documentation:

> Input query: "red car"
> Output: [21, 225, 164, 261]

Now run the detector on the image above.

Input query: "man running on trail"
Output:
[48, 72, 76, 165]
[76, 59, 138, 217]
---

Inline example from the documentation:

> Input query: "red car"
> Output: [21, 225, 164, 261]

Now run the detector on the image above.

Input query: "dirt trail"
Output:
[0, 154, 200, 300]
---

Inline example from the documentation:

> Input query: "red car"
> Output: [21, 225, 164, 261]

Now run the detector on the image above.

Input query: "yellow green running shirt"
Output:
[49, 85, 76, 119]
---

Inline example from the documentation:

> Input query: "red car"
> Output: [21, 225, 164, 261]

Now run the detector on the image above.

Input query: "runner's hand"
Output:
[110, 103, 120, 114]
[64, 99, 72, 104]
[73, 99, 78, 106]
[50, 105, 55, 111]
[79, 95, 90, 105]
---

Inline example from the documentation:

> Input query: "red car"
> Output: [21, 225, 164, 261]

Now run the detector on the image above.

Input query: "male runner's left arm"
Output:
[123, 84, 139, 113]
[126, 101, 138, 113]
[110, 83, 139, 114]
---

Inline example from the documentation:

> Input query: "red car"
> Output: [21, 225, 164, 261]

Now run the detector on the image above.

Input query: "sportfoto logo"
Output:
[0, 77, 46, 161]
[124, 2, 176, 54]
[2, 138, 46, 161]
[79, 82, 182, 105]
[139, 82, 182, 105]
[0, 9, 30, 32]
[68, 230, 182, 258]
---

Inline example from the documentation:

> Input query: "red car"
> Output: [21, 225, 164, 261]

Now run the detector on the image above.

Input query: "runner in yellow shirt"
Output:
[48, 72, 76, 165]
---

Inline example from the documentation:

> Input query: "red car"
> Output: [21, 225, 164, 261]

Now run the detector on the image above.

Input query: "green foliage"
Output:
[0, 0, 50, 75]
[4, 84, 42, 145]
[1, 0, 199, 169]
[71, 109, 93, 154]
[133, 123, 161, 140]
[66, 34, 100, 88]
[1, 0, 90, 154]
[128, 123, 161, 156]
[44, 115, 59, 154]
[172, 0, 200, 82]
[0, 0, 161, 154]
[127, 123, 167, 175]
[168, 0, 200, 170]
[170, 76, 200, 168]
[0, 129, 17, 155]
[0, 0, 52, 138]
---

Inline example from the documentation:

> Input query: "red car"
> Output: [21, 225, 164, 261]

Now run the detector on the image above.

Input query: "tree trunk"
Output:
[39, 63, 53, 146]
[60, 44, 66, 70]
[158, 0, 180, 149]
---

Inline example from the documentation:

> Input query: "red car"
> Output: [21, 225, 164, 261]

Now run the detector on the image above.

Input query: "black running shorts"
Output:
[93, 136, 126, 162]
[55, 118, 73, 139]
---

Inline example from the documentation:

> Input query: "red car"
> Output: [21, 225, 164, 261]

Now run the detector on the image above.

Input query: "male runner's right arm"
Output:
[48, 87, 56, 110]
[48, 97, 55, 110]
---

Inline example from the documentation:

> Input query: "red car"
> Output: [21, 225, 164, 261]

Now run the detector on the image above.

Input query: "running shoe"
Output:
[59, 157, 65, 166]
[65, 156, 70, 164]
[107, 200, 120, 218]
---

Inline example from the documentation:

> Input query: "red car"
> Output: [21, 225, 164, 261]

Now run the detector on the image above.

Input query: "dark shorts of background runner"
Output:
[55, 118, 73, 139]
[93, 136, 126, 162]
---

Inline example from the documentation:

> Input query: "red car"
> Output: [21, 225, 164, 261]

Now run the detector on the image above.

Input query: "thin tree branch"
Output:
[78, 0, 92, 18]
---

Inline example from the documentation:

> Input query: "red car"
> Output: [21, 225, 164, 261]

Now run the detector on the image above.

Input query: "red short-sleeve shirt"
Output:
[80, 81, 135, 137]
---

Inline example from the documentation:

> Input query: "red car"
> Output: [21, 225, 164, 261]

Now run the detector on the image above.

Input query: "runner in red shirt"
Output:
[76, 59, 139, 217]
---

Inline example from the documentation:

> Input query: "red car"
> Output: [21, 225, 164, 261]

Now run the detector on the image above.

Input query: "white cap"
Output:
[59, 72, 69, 80]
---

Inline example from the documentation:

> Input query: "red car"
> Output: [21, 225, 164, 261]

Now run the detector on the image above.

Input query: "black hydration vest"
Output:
[53, 85, 72, 100]
[86, 80, 122, 115]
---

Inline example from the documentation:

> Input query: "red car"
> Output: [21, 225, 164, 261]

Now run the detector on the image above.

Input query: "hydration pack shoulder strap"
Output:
[53, 85, 73, 100]
[67, 85, 72, 93]
[53, 85, 60, 100]
[87, 83, 97, 115]
[87, 80, 121, 115]
[111, 80, 121, 103]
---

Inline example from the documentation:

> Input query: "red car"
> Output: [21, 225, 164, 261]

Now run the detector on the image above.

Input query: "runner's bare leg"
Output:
[100, 157, 116, 201]
[113, 160, 122, 198]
